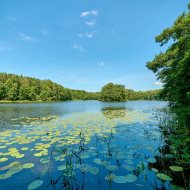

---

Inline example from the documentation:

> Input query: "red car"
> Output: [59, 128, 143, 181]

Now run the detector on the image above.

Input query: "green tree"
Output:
[146, 4, 190, 106]
[100, 83, 126, 102]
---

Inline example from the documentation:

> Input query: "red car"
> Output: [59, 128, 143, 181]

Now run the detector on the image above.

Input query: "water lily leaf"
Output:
[122, 165, 134, 171]
[21, 147, 29, 151]
[152, 168, 158, 173]
[89, 167, 99, 175]
[23, 163, 34, 169]
[125, 174, 137, 182]
[105, 165, 118, 171]
[40, 157, 50, 164]
[57, 165, 66, 171]
[113, 176, 128, 183]
[0, 157, 8, 162]
[169, 166, 183, 172]
[147, 158, 156, 163]
[28, 180, 43, 190]
[157, 173, 173, 181]
[93, 158, 102, 165]
[0, 172, 12, 179]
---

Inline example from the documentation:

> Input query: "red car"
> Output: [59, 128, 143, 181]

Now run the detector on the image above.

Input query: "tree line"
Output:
[0, 73, 161, 102]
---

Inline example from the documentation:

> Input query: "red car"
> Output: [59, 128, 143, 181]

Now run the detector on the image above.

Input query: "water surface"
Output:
[0, 100, 172, 190]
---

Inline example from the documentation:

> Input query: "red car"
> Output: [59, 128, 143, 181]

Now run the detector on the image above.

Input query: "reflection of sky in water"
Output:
[0, 101, 170, 190]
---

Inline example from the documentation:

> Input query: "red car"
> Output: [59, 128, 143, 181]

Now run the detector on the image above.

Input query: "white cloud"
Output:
[98, 61, 105, 66]
[85, 19, 96, 27]
[91, 10, 98, 16]
[80, 11, 91, 17]
[18, 33, 34, 42]
[41, 29, 49, 35]
[71, 43, 85, 52]
[80, 10, 98, 17]
[154, 81, 163, 86]
[78, 31, 97, 38]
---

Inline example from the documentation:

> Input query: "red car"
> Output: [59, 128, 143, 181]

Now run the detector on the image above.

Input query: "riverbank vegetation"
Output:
[146, 3, 190, 190]
[0, 73, 161, 102]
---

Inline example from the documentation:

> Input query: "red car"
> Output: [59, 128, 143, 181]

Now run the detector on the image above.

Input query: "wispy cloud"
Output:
[18, 33, 34, 42]
[85, 19, 96, 27]
[80, 10, 98, 17]
[71, 43, 85, 52]
[98, 61, 105, 66]
[41, 29, 49, 35]
[154, 81, 163, 86]
[78, 31, 97, 38]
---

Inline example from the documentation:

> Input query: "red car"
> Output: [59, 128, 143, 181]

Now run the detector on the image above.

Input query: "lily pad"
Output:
[0, 157, 8, 162]
[28, 180, 43, 190]
[21, 147, 29, 151]
[125, 174, 137, 182]
[157, 173, 173, 181]
[113, 176, 128, 183]
[0, 172, 12, 179]
[40, 157, 50, 164]
[93, 158, 102, 165]
[57, 165, 66, 171]
[89, 167, 99, 175]
[105, 165, 118, 171]
[23, 163, 34, 169]
[152, 168, 158, 173]
[147, 158, 156, 164]
[169, 166, 183, 172]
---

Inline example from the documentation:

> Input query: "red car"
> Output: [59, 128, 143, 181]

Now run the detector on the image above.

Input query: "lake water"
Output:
[0, 100, 173, 190]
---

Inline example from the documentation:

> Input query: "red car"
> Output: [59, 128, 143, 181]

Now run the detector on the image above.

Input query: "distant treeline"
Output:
[0, 73, 161, 102]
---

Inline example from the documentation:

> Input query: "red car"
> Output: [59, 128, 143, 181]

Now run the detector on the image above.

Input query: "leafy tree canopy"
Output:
[146, 4, 190, 106]
[100, 83, 126, 102]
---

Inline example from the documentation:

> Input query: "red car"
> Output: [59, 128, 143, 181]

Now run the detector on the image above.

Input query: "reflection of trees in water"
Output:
[101, 107, 126, 119]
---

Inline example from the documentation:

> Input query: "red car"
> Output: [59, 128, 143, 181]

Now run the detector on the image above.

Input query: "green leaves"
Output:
[157, 173, 173, 181]
[100, 83, 126, 102]
[169, 166, 183, 172]
[147, 3, 190, 107]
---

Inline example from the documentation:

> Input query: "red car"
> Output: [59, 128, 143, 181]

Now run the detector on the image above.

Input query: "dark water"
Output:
[0, 100, 176, 190]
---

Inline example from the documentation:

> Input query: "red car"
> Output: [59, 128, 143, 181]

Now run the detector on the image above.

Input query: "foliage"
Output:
[125, 89, 161, 101]
[0, 73, 72, 101]
[0, 73, 161, 102]
[69, 89, 100, 100]
[100, 83, 126, 102]
[146, 4, 190, 107]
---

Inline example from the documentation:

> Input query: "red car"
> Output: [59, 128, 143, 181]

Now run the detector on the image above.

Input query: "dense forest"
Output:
[0, 73, 161, 102]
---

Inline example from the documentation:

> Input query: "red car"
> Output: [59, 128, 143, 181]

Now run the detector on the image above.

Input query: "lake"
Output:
[0, 100, 175, 190]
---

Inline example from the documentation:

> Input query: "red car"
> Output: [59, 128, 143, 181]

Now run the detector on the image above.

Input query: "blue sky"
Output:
[0, 0, 189, 92]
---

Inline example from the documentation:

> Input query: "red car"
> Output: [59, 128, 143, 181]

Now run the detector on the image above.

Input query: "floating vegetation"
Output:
[152, 168, 158, 173]
[27, 180, 43, 190]
[0, 157, 8, 162]
[23, 163, 34, 169]
[0, 102, 188, 190]
[169, 166, 183, 172]
[113, 176, 129, 183]
[125, 174, 137, 182]
[40, 157, 50, 164]
[156, 173, 173, 181]
[105, 165, 118, 171]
